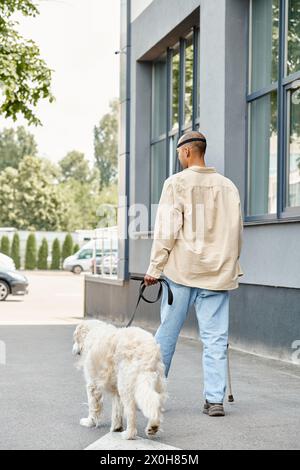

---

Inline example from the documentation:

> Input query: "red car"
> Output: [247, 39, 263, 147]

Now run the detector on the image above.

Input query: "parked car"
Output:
[63, 248, 94, 274]
[0, 253, 15, 271]
[100, 254, 118, 275]
[0, 268, 29, 301]
[63, 240, 118, 274]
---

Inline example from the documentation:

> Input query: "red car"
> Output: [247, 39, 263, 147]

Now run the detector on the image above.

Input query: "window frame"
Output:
[246, 0, 300, 223]
[149, 26, 200, 229]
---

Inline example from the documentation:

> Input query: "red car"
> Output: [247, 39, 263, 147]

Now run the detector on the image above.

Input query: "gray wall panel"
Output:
[239, 222, 300, 289]
[230, 283, 300, 362]
[85, 278, 300, 363]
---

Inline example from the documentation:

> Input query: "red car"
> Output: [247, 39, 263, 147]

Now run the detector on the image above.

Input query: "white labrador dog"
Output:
[72, 319, 167, 440]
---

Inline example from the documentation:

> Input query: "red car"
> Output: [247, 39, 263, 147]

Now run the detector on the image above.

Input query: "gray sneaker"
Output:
[203, 400, 225, 417]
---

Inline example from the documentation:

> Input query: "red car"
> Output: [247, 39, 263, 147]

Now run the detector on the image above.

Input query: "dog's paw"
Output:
[121, 429, 137, 440]
[110, 425, 124, 433]
[80, 417, 96, 428]
[145, 424, 159, 437]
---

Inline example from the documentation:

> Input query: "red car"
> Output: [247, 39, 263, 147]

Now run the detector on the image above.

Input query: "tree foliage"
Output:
[0, 155, 68, 230]
[0, 0, 54, 125]
[25, 232, 37, 270]
[94, 99, 119, 190]
[37, 237, 48, 269]
[51, 238, 61, 270]
[61, 233, 73, 262]
[73, 243, 80, 254]
[10, 232, 20, 269]
[0, 126, 38, 171]
[0, 235, 10, 256]
[59, 150, 91, 183]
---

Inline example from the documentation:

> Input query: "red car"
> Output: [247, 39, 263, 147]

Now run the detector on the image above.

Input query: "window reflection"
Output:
[152, 55, 167, 139]
[251, 0, 279, 92]
[151, 140, 167, 226]
[287, 0, 300, 76]
[185, 36, 193, 126]
[171, 48, 180, 129]
[151, 140, 166, 205]
[168, 133, 179, 177]
[287, 87, 300, 207]
[248, 91, 278, 215]
[196, 30, 200, 120]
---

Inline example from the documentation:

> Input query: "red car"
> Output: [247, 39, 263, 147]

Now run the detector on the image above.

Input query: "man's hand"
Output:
[144, 274, 159, 286]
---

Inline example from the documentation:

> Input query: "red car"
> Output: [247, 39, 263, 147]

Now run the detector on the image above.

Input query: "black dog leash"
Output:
[127, 275, 173, 328]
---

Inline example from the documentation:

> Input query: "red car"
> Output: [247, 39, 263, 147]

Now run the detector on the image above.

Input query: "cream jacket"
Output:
[146, 165, 244, 290]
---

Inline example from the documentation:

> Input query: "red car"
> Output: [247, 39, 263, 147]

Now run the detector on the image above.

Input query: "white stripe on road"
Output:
[85, 432, 181, 450]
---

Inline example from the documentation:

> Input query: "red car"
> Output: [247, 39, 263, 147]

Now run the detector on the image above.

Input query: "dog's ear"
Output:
[77, 323, 91, 341]
[73, 323, 90, 355]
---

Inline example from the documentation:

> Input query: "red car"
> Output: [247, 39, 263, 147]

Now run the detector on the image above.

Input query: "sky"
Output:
[2, 0, 120, 164]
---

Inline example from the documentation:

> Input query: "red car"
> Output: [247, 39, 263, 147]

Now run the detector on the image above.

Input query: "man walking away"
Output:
[144, 131, 244, 417]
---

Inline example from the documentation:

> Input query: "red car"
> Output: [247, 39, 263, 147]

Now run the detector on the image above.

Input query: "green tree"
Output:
[10, 232, 21, 269]
[0, 166, 18, 227]
[0, 0, 54, 125]
[37, 237, 48, 270]
[73, 243, 80, 254]
[59, 151, 90, 183]
[61, 233, 73, 263]
[94, 99, 119, 190]
[0, 143, 117, 232]
[0, 155, 68, 231]
[58, 166, 105, 231]
[95, 183, 118, 228]
[0, 235, 10, 256]
[25, 233, 37, 270]
[51, 238, 61, 270]
[0, 126, 38, 172]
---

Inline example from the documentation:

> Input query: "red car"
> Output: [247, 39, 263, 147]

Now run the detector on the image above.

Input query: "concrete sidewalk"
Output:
[0, 324, 299, 449]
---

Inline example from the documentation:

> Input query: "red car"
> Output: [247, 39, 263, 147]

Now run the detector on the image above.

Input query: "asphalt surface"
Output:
[0, 324, 300, 450]
[0, 270, 84, 324]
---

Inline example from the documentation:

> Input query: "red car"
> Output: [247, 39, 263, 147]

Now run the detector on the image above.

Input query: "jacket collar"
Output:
[185, 165, 217, 173]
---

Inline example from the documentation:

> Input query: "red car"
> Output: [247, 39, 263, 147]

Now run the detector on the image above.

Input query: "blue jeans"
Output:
[155, 275, 229, 404]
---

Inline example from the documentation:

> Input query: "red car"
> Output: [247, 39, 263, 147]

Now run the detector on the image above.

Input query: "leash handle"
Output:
[130, 276, 173, 305]
[127, 275, 173, 327]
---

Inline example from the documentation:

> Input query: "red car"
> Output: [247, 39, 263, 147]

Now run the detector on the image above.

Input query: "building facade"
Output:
[85, 0, 300, 363]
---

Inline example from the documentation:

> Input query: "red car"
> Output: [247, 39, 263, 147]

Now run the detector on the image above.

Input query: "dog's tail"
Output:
[135, 370, 167, 421]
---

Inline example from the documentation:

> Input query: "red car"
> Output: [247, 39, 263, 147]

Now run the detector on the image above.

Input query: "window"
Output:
[248, 91, 278, 215]
[184, 33, 194, 127]
[171, 47, 180, 130]
[152, 55, 167, 140]
[247, 0, 300, 220]
[150, 26, 200, 227]
[287, 0, 300, 76]
[78, 249, 93, 260]
[150, 54, 168, 227]
[286, 84, 300, 207]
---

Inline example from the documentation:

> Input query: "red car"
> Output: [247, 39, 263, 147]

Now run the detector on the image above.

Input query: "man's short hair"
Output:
[178, 131, 207, 155]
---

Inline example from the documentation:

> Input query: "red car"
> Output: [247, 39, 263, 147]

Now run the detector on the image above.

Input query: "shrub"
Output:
[25, 233, 37, 270]
[0, 235, 10, 256]
[10, 233, 21, 269]
[51, 238, 61, 270]
[37, 238, 48, 270]
[61, 233, 73, 262]
[73, 243, 80, 254]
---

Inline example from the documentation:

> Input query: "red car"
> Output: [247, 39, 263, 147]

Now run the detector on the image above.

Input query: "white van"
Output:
[63, 239, 118, 274]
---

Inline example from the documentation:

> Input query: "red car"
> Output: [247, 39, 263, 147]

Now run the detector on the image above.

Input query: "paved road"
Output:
[0, 323, 299, 450]
[0, 271, 84, 325]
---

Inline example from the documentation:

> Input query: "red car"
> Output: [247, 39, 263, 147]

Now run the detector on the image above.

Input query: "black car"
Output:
[0, 268, 29, 301]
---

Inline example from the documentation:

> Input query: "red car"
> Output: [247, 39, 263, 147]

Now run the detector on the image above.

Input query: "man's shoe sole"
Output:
[203, 404, 225, 417]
